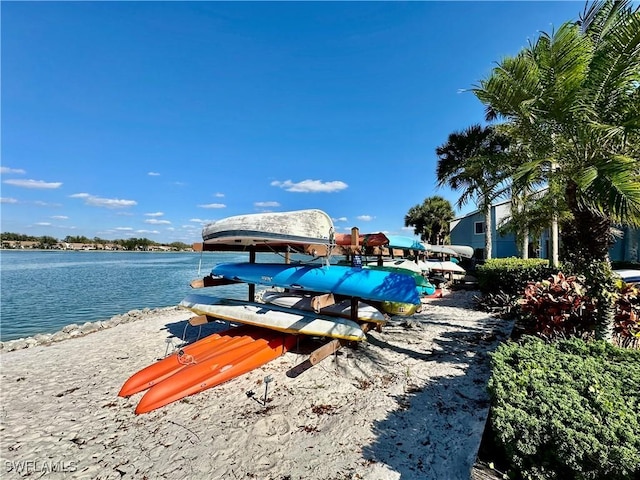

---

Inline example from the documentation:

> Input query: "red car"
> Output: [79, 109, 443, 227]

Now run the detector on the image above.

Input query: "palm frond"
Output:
[575, 154, 640, 224]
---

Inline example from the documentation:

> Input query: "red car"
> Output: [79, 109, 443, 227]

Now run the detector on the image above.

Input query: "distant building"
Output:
[450, 199, 639, 263]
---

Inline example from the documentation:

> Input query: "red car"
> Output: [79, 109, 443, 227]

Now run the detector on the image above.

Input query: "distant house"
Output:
[449, 199, 639, 263]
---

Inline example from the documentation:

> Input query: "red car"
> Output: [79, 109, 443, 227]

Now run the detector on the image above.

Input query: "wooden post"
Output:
[310, 322, 371, 365]
[288, 322, 372, 376]
[248, 248, 256, 302]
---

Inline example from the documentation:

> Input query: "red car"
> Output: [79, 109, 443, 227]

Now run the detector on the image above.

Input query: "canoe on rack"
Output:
[334, 232, 389, 247]
[202, 209, 334, 246]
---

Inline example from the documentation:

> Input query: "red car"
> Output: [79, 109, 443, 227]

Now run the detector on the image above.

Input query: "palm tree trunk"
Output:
[522, 227, 529, 259]
[551, 213, 559, 267]
[484, 203, 492, 260]
[564, 181, 615, 341]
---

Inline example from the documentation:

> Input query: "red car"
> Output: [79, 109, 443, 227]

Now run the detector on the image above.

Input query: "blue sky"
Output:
[2, 1, 585, 244]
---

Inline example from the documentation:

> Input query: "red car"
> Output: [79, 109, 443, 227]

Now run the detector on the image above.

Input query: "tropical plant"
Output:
[404, 195, 454, 245]
[472, 0, 640, 340]
[435, 124, 512, 259]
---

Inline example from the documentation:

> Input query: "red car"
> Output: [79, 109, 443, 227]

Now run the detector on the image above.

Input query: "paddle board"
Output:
[261, 290, 387, 324]
[179, 294, 367, 341]
[211, 262, 421, 305]
[202, 209, 334, 246]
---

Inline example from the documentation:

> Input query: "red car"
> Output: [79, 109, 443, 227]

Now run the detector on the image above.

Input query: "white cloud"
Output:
[35, 222, 52, 226]
[115, 227, 134, 231]
[148, 172, 160, 176]
[270, 179, 348, 193]
[4, 179, 62, 189]
[333, 216, 348, 223]
[145, 219, 171, 225]
[254, 201, 280, 208]
[33, 200, 63, 207]
[70, 193, 137, 208]
[1, 197, 18, 204]
[214, 192, 225, 198]
[51, 215, 69, 220]
[198, 203, 226, 209]
[136, 229, 160, 234]
[189, 218, 208, 223]
[145, 212, 164, 217]
[357, 215, 374, 222]
[0, 167, 26, 174]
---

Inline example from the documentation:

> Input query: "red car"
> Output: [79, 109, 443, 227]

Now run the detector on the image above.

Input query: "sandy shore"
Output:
[0, 290, 511, 479]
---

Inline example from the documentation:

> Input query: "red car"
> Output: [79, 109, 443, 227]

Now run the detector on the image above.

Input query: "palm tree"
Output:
[472, 0, 640, 340]
[404, 196, 455, 245]
[435, 124, 512, 260]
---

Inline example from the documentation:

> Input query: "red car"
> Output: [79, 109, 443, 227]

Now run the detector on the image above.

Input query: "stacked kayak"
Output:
[119, 209, 434, 414]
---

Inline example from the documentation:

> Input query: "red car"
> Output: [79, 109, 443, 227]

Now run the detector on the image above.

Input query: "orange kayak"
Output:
[126, 328, 297, 414]
[119, 325, 257, 398]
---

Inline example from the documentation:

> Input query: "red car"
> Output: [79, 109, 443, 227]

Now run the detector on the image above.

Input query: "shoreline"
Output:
[0, 290, 511, 479]
[0, 306, 185, 352]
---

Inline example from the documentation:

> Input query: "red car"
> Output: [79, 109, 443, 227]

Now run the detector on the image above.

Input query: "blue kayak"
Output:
[211, 262, 421, 305]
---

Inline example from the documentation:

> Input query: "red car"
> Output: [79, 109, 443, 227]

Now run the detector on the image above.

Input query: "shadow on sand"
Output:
[158, 297, 511, 480]
[360, 309, 512, 480]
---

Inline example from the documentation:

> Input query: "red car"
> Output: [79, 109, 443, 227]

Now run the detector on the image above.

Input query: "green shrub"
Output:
[488, 337, 640, 480]
[477, 258, 557, 296]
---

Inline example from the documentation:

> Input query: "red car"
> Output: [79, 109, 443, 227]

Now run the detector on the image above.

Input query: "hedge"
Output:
[477, 258, 558, 296]
[488, 337, 640, 480]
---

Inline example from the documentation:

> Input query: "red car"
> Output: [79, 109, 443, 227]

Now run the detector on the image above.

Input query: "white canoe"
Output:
[364, 259, 423, 275]
[262, 291, 386, 324]
[448, 245, 474, 258]
[423, 244, 474, 258]
[425, 260, 465, 274]
[202, 209, 334, 246]
[180, 294, 366, 341]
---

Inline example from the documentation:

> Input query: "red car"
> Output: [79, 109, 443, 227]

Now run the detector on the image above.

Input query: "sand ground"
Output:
[0, 290, 511, 479]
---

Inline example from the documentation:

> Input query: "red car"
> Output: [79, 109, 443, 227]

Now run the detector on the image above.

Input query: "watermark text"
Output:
[5, 459, 78, 474]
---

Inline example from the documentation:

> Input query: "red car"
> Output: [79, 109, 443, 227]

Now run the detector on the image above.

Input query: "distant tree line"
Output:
[1, 232, 191, 251]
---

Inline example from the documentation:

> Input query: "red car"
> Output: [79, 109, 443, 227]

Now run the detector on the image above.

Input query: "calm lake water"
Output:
[0, 250, 286, 342]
